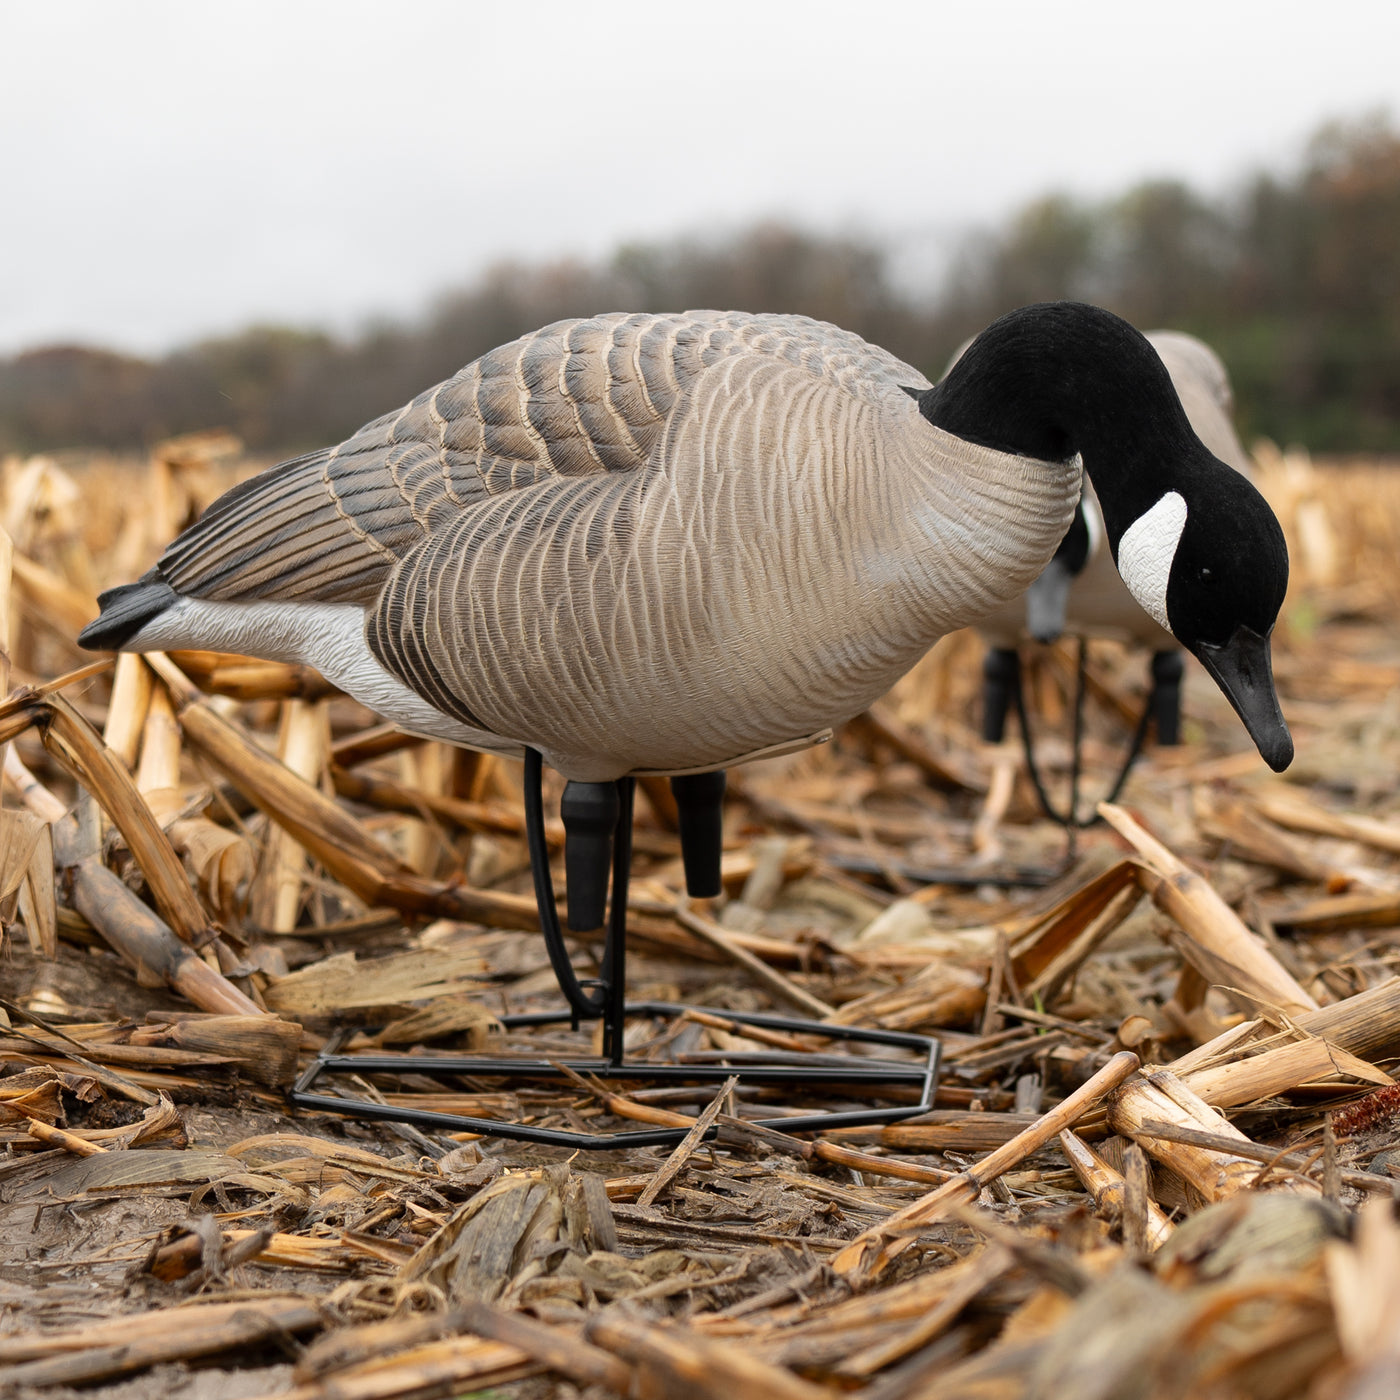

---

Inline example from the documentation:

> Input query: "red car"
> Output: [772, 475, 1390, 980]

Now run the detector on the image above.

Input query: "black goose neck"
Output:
[920, 302, 1200, 487]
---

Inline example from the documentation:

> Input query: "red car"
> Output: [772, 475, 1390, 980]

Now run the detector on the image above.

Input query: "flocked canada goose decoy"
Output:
[81, 301, 1293, 964]
[81, 302, 1292, 775]
[972, 329, 1261, 809]
[79, 301, 1293, 1073]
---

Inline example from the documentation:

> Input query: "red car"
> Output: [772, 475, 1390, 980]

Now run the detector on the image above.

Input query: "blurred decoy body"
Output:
[81, 303, 1294, 779]
[971, 329, 1260, 753]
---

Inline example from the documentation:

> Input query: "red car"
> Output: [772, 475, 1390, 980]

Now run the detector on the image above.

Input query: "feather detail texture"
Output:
[118, 311, 1082, 780]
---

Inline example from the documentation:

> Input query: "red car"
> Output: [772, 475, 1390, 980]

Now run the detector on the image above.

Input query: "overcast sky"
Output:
[3, 0, 1398, 356]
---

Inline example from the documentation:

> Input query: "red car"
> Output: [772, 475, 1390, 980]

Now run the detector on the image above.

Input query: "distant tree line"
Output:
[3, 114, 1398, 455]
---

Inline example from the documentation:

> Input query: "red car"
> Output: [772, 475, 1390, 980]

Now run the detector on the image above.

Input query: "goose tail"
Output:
[77, 570, 180, 652]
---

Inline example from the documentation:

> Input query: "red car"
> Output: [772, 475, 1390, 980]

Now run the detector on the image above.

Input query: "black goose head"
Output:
[920, 302, 1293, 771]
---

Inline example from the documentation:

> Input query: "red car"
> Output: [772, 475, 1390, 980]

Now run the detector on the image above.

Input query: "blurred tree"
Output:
[1102, 179, 1231, 327]
[933, 195, 1098, 359]
[2, 115, 1398, 454]
[1216, 113, 1400, 448]
[0, 346, 161, 448]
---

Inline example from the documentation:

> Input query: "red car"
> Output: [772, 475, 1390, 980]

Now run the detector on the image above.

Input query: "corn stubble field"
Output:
[4, 435, 1400, 1400]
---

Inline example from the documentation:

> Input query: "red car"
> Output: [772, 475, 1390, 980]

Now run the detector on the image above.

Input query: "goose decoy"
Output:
[81, 302, 1291, 771]
[79, 303, 1292, 1043]
[971, 329, 1267, 817]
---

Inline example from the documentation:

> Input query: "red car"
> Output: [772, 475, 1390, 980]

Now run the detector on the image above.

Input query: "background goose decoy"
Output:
[80, 302, 1294, 821]
[969, 329, 1263, 790]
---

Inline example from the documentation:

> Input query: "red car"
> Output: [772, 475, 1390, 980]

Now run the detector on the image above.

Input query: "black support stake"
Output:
[982, 646, 1020, 743]
[1151, 650, 1185, 746]
[524, 749, 605, 1026]
[603, 776, 633, 1065]
[1009, 639, 1162, 830]
[561, 780, 621, 932]
[669, 770, 726, 898]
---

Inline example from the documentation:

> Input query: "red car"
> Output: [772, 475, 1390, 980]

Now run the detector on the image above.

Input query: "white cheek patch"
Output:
[1117, 491, 1188, 633]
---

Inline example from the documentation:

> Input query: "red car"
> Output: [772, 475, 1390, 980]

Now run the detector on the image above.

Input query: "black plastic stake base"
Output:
[1151, 649, 1186, 746]
[562, 780, 621, 932]
[982, 647, 1020, 744]
[670, 770, 726, 898]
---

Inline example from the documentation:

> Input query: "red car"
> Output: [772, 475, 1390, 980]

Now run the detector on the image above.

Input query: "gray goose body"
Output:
[104, 312, 1079, 779]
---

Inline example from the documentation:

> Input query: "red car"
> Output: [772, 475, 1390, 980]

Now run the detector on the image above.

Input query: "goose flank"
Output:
[79, 302, 1294, 777]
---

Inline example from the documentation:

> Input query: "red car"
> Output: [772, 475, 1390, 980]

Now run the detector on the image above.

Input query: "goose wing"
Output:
[157, 311, 927, 608]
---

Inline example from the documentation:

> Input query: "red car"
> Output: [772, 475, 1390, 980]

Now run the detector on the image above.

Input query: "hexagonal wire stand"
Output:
[290, 749, 940, 1149]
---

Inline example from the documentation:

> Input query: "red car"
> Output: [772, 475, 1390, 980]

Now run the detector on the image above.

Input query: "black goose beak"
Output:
[1195, 625, 1293, 771]
[1025, 558, 1074, 644]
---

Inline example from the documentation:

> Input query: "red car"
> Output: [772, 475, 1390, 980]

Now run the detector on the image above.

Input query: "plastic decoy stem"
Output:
[669, 770, 726, 898]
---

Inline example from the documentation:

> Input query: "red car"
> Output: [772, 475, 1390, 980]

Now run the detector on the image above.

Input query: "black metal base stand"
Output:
[981, 639, 1184, 829]
[290, 748, 941, 1149]
[291, 1003, 939, 1149]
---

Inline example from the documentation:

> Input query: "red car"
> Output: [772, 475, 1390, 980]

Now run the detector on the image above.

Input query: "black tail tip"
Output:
[77, 572, 178, 652]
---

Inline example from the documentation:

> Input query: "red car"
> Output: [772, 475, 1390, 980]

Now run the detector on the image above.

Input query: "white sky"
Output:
[3, 0, 1398, 355]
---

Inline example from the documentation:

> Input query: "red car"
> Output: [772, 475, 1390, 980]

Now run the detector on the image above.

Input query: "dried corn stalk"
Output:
[0, 808, 56, 956]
